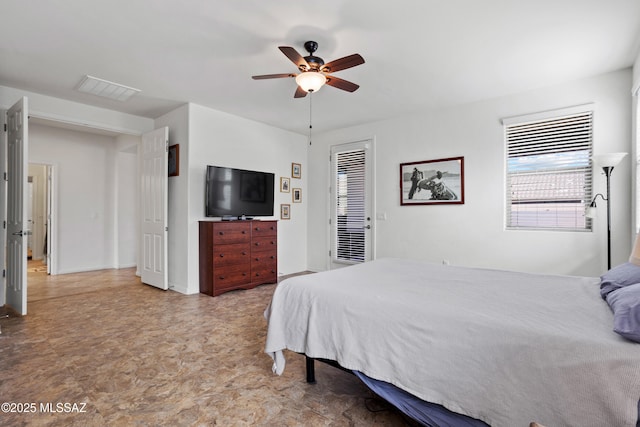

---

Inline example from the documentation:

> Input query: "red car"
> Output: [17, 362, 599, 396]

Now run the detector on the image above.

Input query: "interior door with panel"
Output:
[6, 97, 29, 314]
[0, 109, 5, 307]
[329, 139, 374, 270]
[141, 127, 169, 290]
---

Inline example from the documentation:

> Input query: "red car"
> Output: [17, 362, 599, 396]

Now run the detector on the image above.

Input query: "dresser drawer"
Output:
[251, 236, 277, 253]
[213, 243, 250, 267]
[212, 222, 251, 244]
[213, 264, 251, 288]
[251, 265, 277, 284]
[252, 252, 276, 265]
[252, 221, 277, 237]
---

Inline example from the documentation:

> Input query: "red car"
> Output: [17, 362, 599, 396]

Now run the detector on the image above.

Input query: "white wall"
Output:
[157, 103, 308, 294]
[29, 124, 118, 273]
[309, 69, 634, 277]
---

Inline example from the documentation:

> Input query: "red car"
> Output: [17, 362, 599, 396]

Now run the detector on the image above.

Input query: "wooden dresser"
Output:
[199, 220, 277, 296]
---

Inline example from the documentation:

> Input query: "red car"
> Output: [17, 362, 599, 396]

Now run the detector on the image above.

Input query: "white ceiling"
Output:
[2, 0, 639, 136]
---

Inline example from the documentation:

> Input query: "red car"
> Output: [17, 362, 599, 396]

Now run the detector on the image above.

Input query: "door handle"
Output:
[12, 230, 32, 236]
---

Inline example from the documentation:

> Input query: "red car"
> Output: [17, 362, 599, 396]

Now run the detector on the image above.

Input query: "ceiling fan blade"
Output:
[279, 46, 310, 70]
[321, 54, 364, 73]
[294, 86, 308, 98]
[325, 76, 360, 92]
[252, 73, 295, 80]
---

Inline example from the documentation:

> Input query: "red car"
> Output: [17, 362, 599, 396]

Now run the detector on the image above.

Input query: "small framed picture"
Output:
[280, 204, 290, 220]
[168, 144, 179, 177]
[292, 162, 302, 179]
[292, 188, 302, 203]
[280, 177, 290, 192]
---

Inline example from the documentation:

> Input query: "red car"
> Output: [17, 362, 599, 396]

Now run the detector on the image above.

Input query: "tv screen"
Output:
[205, 165, 275, 218]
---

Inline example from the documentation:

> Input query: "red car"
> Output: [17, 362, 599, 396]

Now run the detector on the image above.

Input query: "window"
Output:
[334, 148, 366, 262]
[504, 107, 593, 231]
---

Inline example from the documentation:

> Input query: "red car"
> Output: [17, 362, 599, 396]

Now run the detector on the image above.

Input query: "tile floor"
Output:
[0, 262, 410, 426]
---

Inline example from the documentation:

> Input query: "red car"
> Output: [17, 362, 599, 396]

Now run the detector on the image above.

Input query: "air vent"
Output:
[76, 75, 140, 101]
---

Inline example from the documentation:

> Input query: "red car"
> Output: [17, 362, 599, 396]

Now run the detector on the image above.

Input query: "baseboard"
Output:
[56, 266, 113, 275]
[117, 263, 137, 269]
[168, 283, 198, 295]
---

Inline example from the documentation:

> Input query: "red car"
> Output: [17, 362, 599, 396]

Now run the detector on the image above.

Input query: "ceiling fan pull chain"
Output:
[309, 91, 313, 146]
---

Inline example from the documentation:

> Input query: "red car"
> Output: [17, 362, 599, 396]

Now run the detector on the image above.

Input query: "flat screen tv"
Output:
[205, 165, 275, 218]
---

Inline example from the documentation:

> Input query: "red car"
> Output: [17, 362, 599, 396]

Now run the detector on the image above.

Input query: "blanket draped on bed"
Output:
[264, 258, 640, 427]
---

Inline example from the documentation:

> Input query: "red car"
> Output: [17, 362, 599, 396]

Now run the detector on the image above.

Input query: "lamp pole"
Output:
[603, 166, 613, 270]
[591, 152, 627, 271]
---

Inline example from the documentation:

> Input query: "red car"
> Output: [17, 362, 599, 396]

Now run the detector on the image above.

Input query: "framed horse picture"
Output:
[400, 156, 464, 205]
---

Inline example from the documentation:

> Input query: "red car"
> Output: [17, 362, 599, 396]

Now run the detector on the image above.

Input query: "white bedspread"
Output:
[264, 258, 640, 427]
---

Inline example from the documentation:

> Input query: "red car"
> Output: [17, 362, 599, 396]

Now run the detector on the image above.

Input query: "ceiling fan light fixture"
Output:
[295, 71, 326, 93]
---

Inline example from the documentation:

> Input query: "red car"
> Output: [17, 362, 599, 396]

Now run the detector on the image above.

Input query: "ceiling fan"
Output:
[252, 41, 365, 98]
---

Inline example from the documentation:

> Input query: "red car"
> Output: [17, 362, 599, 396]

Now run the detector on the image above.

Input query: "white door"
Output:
[329, 139, 374, 269]
[0, 110, 6, 307]
[141, 127, 168, 290]
[6, 97, 28, 314]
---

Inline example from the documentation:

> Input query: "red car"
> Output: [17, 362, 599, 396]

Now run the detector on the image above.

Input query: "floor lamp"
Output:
[586, 152, 627, 270]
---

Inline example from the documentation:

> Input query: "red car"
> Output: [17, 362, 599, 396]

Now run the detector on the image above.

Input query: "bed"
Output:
[264, 258, 640, 427]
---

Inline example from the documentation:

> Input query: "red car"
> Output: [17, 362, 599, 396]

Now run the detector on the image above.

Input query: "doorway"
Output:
[3, 108, 145, 315]
[329, 139, 375, 269]
[27, 163, 53, 276]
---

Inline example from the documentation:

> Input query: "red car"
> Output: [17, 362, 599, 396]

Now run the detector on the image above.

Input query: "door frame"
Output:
[3, 107, 149, 301]
[328, 138, 376, 270]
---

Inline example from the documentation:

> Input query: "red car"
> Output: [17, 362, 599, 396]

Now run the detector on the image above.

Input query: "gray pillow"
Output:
[606, 283, 640, 343]
[600, 262, 640, 298]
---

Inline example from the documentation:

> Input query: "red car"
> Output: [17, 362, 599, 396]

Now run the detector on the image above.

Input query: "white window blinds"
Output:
[335, 148, 366, 262]
[505, 109, 593, 231]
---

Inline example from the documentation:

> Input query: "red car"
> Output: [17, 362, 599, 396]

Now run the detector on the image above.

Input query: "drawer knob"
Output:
[255, 242, 260, 246]
[242, 230, 246, 234]
[219, 276, 225, 280]
[219, 254, 224, 258]
[242, 251, 247, 255]
[218, 231, 224, 235]
[255, 227, 261, 231]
